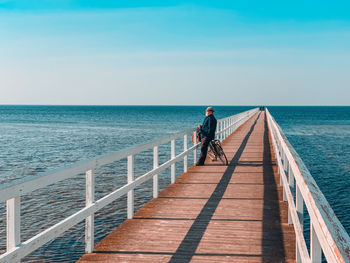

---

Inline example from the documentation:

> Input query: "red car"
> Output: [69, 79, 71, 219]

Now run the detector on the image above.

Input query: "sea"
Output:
[0, 105, 349, 262]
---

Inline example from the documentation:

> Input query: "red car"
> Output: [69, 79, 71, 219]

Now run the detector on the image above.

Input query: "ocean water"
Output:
[0, 105, 349, 261]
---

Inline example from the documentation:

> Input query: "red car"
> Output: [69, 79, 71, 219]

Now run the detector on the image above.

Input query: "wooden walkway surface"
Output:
[78, 112, 296, 263]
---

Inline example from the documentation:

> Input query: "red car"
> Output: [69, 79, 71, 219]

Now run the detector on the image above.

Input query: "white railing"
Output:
[266, 108, 350, 263]
[0, 108, 259, 262]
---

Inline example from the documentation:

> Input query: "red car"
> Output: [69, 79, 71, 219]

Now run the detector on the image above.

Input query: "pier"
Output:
[0, 108, 349, 263]
[78, 111, 296, 262]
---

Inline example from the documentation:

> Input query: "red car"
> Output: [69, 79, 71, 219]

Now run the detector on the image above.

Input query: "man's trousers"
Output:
[197, 137, 211, 165]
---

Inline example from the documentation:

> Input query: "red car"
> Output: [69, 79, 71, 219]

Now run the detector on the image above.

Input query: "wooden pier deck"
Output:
[78, 112, 296, 262]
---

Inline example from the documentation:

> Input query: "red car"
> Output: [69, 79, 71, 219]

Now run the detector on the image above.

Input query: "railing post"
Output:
[127, 155, 134, 219]
[228, 118, 231, 135]
[296, 184, 304, 230]
[278, 142, 283, 187]
[288, 164, 295, 188]
[171, 139, 175, 183]
[226, 119, 228, 138]
[85, 169, 94, 253]
[288, 206, 293, 225]
[184, 134, 188, 172]
[222, 120, 224, 140]
[282, 182, 287, 201]
[220, 121, 223, 140]
[296, 184, 304, 263]
[311, 222, 322, 263]
[7, 196, 20, 252]
[223, 120, 225, 140]
[231, 118, 234, 134]
[283, 152, 288, 172]
[219, 121, 222, 141]
[227, 119, 230, 135]
[193, 132, 197, 165]
[296, 245, 302, 263]
[272, 131, 281, 182]
[288, 164, 294, 225]
[224, 120, 226, 139]
[153, 146, 159, 198]
[227, 119, 229, 137]
[280, 150, 287, 201]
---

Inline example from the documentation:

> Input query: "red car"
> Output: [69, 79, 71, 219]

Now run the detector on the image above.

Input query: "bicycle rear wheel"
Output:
[207, 143, 217, 161]
[214, 143, 228, 165]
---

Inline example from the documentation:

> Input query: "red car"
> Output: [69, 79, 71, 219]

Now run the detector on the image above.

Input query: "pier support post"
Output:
[85, 169, 94, 253]
[184, 134, 188, 173]
[7, 196, 20, 252]
[127, 155, 134, 219]
[153, 146, 159, 198]
[171, 139, 175, 183]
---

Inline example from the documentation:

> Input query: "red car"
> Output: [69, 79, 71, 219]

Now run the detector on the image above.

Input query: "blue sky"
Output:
[1, 0, 350, 105]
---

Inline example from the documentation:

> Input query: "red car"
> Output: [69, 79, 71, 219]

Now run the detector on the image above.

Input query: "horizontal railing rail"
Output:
[0, 107, 259, 262]
[266, 108, 350, 263]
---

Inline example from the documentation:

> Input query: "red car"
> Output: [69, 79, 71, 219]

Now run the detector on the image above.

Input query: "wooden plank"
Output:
[77, 112, 296, 263]
[133, 198, 207, 219]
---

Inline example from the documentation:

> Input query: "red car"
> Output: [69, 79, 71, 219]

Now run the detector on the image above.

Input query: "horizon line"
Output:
[0, 104, 350, 107]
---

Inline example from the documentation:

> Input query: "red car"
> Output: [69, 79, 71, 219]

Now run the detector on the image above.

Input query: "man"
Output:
[196, 107, 217, 166]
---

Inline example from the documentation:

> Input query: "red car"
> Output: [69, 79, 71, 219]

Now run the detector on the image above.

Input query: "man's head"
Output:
[205, 107, 214, 116]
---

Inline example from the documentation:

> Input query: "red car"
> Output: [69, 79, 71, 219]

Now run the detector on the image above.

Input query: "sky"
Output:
[0, 0, 350, 105]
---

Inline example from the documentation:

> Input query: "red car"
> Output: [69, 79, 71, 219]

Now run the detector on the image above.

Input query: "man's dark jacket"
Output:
[200, 114, 217, 139]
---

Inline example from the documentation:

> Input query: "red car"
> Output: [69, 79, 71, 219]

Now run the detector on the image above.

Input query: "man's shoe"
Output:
[195, 162, 204, 166]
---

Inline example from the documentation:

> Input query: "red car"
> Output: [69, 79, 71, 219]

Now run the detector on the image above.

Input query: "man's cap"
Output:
[206, 107, 214, 112]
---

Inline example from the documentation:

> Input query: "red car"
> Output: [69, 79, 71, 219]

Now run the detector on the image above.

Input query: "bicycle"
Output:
[207, 139, 228, 165]
[192, 128, 228, 165]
